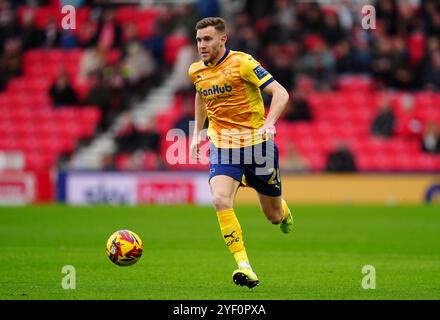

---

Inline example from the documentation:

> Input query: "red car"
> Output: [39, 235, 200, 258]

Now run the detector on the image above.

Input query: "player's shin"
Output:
[281, 199, 290, 221]
[216, 208, 251, 268]
[280, 199, 293, 234]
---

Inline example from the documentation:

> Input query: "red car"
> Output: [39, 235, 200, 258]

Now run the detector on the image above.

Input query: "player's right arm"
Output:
[190, 91, 207, 160]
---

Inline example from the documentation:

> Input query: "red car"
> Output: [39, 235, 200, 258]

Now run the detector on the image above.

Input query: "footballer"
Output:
[188, 17, 293, 288]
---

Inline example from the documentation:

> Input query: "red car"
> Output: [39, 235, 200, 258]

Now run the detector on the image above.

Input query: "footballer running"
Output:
[188, 17, 293, 289]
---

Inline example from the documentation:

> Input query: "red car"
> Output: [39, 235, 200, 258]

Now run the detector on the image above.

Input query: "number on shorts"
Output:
[268, 168, 280, 185]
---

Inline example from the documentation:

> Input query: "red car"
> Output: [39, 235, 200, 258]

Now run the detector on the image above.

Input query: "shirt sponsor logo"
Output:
[198, 84, 232, 97]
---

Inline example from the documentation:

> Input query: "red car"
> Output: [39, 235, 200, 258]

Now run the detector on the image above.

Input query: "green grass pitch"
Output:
[0, 204, 439, 300]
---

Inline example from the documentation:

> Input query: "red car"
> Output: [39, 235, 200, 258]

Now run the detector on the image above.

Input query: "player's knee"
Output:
[212, 193, 233, 211]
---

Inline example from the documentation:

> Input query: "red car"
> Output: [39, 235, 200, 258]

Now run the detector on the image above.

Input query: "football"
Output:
[106, 230, 143, 266]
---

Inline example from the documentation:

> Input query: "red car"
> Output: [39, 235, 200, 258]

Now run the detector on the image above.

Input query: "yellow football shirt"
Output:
[188, 50, 274, 148]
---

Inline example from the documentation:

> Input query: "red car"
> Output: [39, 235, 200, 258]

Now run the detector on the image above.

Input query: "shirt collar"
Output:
[204, 49, 230, 67]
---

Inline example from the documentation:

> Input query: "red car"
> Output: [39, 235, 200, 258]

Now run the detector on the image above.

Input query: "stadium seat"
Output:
[24, 151, 57, 171]
[164, 33, 189, 66]
[338, 75, 373, 92]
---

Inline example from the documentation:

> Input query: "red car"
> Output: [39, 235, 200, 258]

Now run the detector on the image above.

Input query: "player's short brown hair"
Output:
[195, 17, 226, 33]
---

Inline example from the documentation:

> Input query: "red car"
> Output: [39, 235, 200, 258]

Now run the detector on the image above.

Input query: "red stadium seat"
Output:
[115, 6, 138, 24]
[164, 33, 189, 66]
[416, 154, 439, 172]
[18, 6, 62, 30]
[80, 107, 101, 125]
[7, 77, 52, 93]
[393, 153, 418, 171]
[24, 151, 57, 170]
[338, 75, 373, 92]
[303, 153, 326, 172]
[135, 20, 156, 39]
[23, 50, 46, 66]
[105, 49, 121, 65]
[155, 110, 181, 136]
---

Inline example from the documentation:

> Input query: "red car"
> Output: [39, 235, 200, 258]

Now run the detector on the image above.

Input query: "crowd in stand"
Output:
[231, 0, 440, 171]
[1, 0, 439, 171]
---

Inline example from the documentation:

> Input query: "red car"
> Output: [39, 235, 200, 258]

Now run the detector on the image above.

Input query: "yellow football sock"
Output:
[217, 208, 249, 266]
[281, 199, 290, 221]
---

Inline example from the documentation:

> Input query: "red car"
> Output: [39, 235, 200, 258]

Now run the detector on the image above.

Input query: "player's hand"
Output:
[190, 139, 200, 160]
[258, 122, 277, 140]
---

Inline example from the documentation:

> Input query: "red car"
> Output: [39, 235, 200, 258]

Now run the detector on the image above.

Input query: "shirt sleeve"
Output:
[240, 54, 274, 89]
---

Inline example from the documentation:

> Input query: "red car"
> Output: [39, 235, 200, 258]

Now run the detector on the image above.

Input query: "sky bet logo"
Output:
[198, 84, 232, 97]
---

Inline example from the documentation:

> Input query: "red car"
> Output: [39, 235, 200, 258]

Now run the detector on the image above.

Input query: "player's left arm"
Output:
[259, 80, 289, 139]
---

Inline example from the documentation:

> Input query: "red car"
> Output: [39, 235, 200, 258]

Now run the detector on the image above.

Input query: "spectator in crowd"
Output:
[336, 0, 354, 32]
[42, 17, 60, 48]
[423, 50, 440, 91]
[325, 142, 357, 172]
[173, 99, 195, 137]
[376, 0, 398, 35]
[0, 0, 17, 51]
[421, 121, 440, 154]
[284, 88, 312, 122]
[114, 112, 138, 153]
[168, 35, 198, 111]
[84, 73, 112, 132]
[120, 23, 138, 52]
[115, 112, 161, 154]
[395, 94, 423, 139]
[121, 42, 156, 98]
[170, 35, 198, 94]
[274, 0, 296, 31]
[422, 0, 440, 37]
[49, 71, 78, 107]
[298, 36, 336, 90]
[371, 36, 394, 89]
[350, 32, 373, 74]
[77, 20, 97, 48]
[265, 44, 295, 90]
[196, 0, 220, 19]
[20, 11, 43, 50]
[60, 28, 78, 49]
[136, 119, 161, 154]
[371, 98, 395, 138]
[0, 37, 22, 90]
[78, 46, 105, 83]
[322, 9, 345, 45]
[169, 3, 199, 34]
[143, 21, 166, 70]
[105, 63, 131, 113]
[93, 9, 121, 50]
[333, 41, 352, 74]
[229, 24, 261, 59]
[389, 37, 413, 90]
[297, 2, 325, 34]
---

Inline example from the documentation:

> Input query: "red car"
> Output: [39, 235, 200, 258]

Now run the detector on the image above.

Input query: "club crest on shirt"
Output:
[221, 69, 232, 79]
